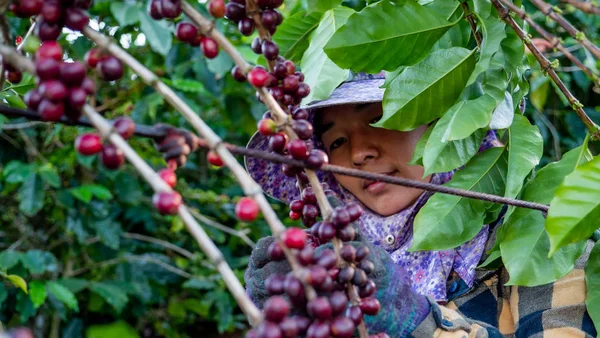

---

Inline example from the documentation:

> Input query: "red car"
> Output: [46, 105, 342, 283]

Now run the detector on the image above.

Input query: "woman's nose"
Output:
[350, 138, 379, 167]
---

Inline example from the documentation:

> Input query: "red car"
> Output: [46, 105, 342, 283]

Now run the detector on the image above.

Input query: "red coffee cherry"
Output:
[97, 56, 124, 81]
[60, 61, 86, 87]
[208, 0, 226, 18]
[84, 48, 104, 68]
[264, 295, 290, 323]
[38, 99, 64, 121]
[207, 150, 224, 167]
[281, 227, 307, 250]
[75, 133, 102, 155]
[152, 191, 182, 215]
[247, 67, 270, 88]
[65, 7, 89, 31]
[235, 197, 259, 222]
[176, 23, 198, 43]
[258, 118, 277, 136]
[113, 117, 136, 139]
[35, 41, 63, 61]
[159, 169, 177, 188]
[200, 37, 219, 59]
[101, 144, 125, 170]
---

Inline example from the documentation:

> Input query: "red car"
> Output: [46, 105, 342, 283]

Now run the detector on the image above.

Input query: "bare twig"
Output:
[16, 18, 37, 52]
[530, 0, 600, 61]
[460, 1, 483, 49]
[493, 0, 600, 140]
[560, 0, 600, 15]
[188, 209, 256, 248]
[1, 121, 47, 130]
[68, 255, 193, 279]
[122, 232, 195, 259]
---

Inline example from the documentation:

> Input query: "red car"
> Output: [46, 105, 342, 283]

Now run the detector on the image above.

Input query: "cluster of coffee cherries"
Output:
[248, 203, 387, 338]
[10, 0, 91, 41]
[223, 0, 283, 37]
[84, 48, 125, 82]
[289, 186, 320, 227]
[23, 42, 96, 121]
[149, 0, 182, 20]
[74, 117, 134, 170]
[174, 22, 220, 59]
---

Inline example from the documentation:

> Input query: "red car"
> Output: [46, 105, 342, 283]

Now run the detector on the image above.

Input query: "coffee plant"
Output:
[0, 0, 600, 337]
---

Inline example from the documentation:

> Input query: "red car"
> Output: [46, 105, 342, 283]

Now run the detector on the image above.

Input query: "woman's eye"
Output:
[369, 115, 383, 124]
[329, 137, 347, 151]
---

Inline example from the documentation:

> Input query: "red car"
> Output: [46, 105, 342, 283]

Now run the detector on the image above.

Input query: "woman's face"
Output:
[318, 103, 431, 216]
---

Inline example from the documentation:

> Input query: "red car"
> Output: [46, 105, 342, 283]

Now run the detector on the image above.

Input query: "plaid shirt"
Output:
[410, 239, 597, 338]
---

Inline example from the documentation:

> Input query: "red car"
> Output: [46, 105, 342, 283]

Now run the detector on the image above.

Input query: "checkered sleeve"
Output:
[409, 239, 597, 338]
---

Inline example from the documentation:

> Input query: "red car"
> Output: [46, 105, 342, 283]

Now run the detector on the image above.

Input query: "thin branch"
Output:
[530, 0, 600, 61]
[68, 255, 193, 279]
[122, 232, 195, 259]
[188, 209, 256, 248]
[460, 1, 483, 49]
[1, 121, 48, 130]
[493, 0, 600, 140]
[534, 109, 562, 160]
[560, 0, 600, 15]
[16, 18, 37, 53]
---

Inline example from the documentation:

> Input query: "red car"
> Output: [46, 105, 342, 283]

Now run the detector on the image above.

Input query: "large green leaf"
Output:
[110, 2, 140, 27]
[18, 173, 45, 217]
[6, 275, 27, 294]
[0, 250, 21, 270]
[304, 0, 341, 13]
[86, 321, 139, 338]
[374, 47, 477, 131]
[585, 242, 600, 333]
[324, 1, 455, 72]
[546, 153, 600, 256]
[90, 282, 129, 313]
[274, 11, 323, 62]
[505, 115, 543, 199]
[409, 123, 434, 166]
[422, 104, 486, 176]
[138, 10, 172, 57]
[29, 281, 47, 309]
[411, 147, 508, 251]
[300, 7, 354, 104]
[47, 281, 79, 311]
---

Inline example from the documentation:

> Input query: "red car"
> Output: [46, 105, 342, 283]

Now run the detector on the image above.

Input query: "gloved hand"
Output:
[243, 196, 431, 337]
[152, 124, 200, 168]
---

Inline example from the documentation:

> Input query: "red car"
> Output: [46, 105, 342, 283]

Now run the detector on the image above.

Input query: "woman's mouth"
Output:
[363, 171, 397, 194]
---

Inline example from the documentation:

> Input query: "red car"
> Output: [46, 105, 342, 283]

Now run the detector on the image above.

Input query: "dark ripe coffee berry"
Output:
[273, 63, 287, 79]
[267, 241, 284, 261]
[306, 149, 328, 170]
[261, 10, 277, 26]
[306, 320, 330, 338]
[292, 120, 313, 140]
[359, 279, 376, 298]
[238, 18, 255, 36]
[268, 133, 288, 153]
[330, 317, 355, 338]
[265, 274, 285, 295]
[159, 168, 177, 188]
[39, 80, 68, 101]
[289, 200, 304, 212]
[256, 321, 282, 338]
[36, 41, 62, 61]
[338, 266, 355, 283]
[289, 210, 301, 220]
[251, 37, 262, 54]
[301, 187, 316, 205]
[114, 117, 136, 139]
[225, 2, 246, 21]
[360, 297, 381, 316]
[176, 23, 198, 43]
[318, 221, 336, 243]
[307, 265, 327, 286]
[328, 291, 349, 316]
[318, 276, 335, 292]
[282, 227, 307, 250]
[274, 8, 284, 22]
[98, 56, 124, 81]
[331, 207, 351, 228]
[258, 118, 277, 136]
[264, 296, 290, 322]
[302, 216, 316, 227]
[283, 275, 305, 302]
[261, 40, 279, 60]
[235, 197, 260, 222]
[288, 139, 308, 160]
[282, 75, 299, 93]
[255, 0, 270, 8]
[161, 0, 182, 18]
[248, 67, 270, 88]
[38, 99, 64, 121]
[266, 23, 277, 35]
[266, 73, 278, 87]
[18, 0, 43, 16]
[37, 21, 62, 42]
[84, 48, 103, 68]
[292, 108, 308, 120]
[231, 65, 246, 82]
[208, 0, 226, 18]
[293, 316, 311, 335]
[279, 317, 298, 338]
[346, 203, 363, 222]
[270, 87, 284, 102]
[201, 37, 219, 59]
[309, 221, 321, 238]
[283, 94, 294, 106]
[68, 87, 87, 108]
[307, 297, 332, 320]
[356, 245, 370, 261]
[337, 225, 356, 242]
[25, 89, 43, 110]
[282, 162, 302, 177]
[101, 144, 125, 170]
[76, 0, 92, 9]
[295, 71, 305, 82]
[149, 0, 163, 19]
[328, 268, 339, 281]
[358, 259, 375, 275]
[297, 82, 311, 99]
[152, 191, 182, 215]
[60, 61, 86, 87]
[315, 249, 336, 269]
[302, 204, 318, 219]
[352, 268, 368, 286]
[346, 305, 363, 326]
[206, 150, 224, 167]
[340, 244, 356, 262]
[297, 246, 314, 266]
[81, 77, 96, 95]
[75, 133, 102, 155]
[283, 60, 296, 75]
[6, 71, 22, 83]
[65, 8, 89, 31]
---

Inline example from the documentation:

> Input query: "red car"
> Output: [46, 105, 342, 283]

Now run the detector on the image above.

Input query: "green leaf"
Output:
[56, 278, 89, 294]
[0, 284, 7, 305]
[324, 1, 455, 72]
[91, 218, 122, 250]
[18, 173, 45, 216]
[274, 11, 323, 62]
[47, 281, 79, 312]
[0, 250, 21, 270]
[206, 52, 235, 78]
[21, 250, 57, 275]
[411, 147, 508, 251]
[110, 2, 140, 26]
[305, 0, 341, 13]
[87, 185, 113, 200]
[505, 115, 543, 199]
[90, 282, 129, 313]
[300, 7, 354, 103]
[488, 91, 514, 130]
[585, 242, 600, 333]
[86, 321, 139, 338]
[182, 277, 217, 290]
[409, 123, 434, 166]
[161, 78, 208, 94]
[138, 10, 172, 56]
[546, 153, 600, 256]
[70, 185, 112, 203]
[4, 161, 35, 184]
[375, 47, 477, 131]
[29, 281, 47, 308]
[422, 105, 486, 176]
[38, 163, 61, 188]
[6, 274, 27, 294]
